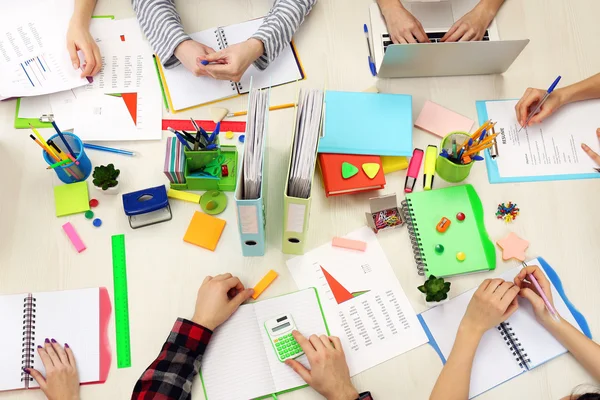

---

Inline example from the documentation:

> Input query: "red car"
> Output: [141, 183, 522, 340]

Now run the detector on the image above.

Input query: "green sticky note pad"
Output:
[54, 182, 91, 217]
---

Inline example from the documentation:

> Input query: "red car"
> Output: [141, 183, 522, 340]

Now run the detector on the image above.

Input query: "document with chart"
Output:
[287, 227, 427, 376]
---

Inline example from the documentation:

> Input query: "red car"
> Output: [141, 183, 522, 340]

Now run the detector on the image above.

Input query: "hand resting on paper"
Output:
[24, 339, 81, 400]
[191, 273, 254, 330]
[67, 11, 102, 77]
[581, 128, 600, 167]
[285, 331, 359, 400]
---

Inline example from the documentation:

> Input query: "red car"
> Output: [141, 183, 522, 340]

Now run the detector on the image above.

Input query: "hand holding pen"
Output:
[514, 264, 561, 324]
[516, 76, 562, 130]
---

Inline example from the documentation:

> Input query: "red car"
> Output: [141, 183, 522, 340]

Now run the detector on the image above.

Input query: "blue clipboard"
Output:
[476, 100, 600, 183]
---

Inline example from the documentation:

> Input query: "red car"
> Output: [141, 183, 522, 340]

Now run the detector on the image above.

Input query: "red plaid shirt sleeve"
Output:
[132, 318, 212, 400]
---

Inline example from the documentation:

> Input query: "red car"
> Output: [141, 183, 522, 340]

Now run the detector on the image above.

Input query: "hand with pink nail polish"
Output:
[25, 339, 80, 400]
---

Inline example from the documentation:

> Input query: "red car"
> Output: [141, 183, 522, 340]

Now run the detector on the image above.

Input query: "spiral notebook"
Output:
[157, 18, 305, 112]
[0, 288, 111, 392]
[400, 185, 496, 277]
[418, 258, 592, 399]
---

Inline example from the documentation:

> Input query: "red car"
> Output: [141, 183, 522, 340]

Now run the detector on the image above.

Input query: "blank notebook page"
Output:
[222, 18, 303, 93]
[253, 288, 328, 393]
[30, 288, 100, 387]
[201, 305, 275, 400]
[161, 29, 236, 111]
[0, 294, 27, 391]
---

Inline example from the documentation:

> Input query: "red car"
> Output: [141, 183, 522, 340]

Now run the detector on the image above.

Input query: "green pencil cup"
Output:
[436, 131, 477, 183]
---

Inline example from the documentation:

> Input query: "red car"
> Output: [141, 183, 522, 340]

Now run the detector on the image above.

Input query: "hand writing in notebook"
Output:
[514, 265, 560, 327]
[203, 39, 265, 82]
[174, 40, 217, 77]
[191, 273, 255, 330]
[462, 279, 521, 335]
[25, 339, 80, 400]
[285, 331, 359, 400]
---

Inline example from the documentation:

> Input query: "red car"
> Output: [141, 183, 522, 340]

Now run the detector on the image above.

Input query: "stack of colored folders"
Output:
[163, 137, 186, 184]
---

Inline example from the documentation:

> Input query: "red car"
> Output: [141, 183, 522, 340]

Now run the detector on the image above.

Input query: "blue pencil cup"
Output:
[42, 133, 92, 184]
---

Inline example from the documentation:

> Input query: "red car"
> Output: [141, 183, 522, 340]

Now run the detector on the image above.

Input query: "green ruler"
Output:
[111, 234, 131, 368]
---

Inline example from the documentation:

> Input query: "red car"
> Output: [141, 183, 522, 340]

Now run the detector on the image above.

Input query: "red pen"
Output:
[405, 148, 424, 193]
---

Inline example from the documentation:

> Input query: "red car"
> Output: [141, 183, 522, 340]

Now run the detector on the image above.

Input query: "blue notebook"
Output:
[476, 100, 600, 183]
[418, 257, 591, 399]
[319, 91, 413, 156]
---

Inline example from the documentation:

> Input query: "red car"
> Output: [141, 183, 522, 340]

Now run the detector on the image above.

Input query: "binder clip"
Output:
[40, 114, 54, 123]
[365, 194, 404, 233]
[122, 185, 172, 229]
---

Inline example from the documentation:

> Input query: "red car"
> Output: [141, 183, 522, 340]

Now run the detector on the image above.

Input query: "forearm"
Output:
[251, 0, 316, 70]
[70, 0, 97, 27]
[377, 0, 405, 14]
[547, 318, 600, 381]
[132, 0, 190, 68]
[478, 0, 505, 14]
[430, 326, 482, 400]
[559, 73, 600, 104]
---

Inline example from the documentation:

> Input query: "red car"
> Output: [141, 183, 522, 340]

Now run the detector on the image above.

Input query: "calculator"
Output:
[265, 314, 304, 362]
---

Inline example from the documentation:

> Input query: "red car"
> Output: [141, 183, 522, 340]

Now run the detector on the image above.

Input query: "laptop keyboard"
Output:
[382, 30, 489, 52]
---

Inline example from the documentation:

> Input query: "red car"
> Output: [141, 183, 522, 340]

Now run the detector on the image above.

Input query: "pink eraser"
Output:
[332, 237, 367, 252]
[62, 222, 86, 253]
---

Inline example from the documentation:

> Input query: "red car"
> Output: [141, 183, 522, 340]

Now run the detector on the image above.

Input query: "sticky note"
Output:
[332, 237, 367, 251]
[167, 188, 201, 204]
[62, 222, 86, 253]
[252, 270, 278, 300]
[415, 100, 474, 138]
[54, 181, 90, 217]
[183, 211, 226, 251]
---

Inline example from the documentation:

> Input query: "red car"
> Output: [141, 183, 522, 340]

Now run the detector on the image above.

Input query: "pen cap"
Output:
[435, 131, 476, 183]
[42, 133, 91, 184]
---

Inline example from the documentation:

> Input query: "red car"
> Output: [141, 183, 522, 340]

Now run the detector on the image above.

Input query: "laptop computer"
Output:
[369, 1, 529, 78]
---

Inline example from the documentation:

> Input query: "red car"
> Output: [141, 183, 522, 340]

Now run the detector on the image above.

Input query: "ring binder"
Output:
[21, 294, 36, 387]
[400, 199, 428, 276]
[498, 322, 530, 369]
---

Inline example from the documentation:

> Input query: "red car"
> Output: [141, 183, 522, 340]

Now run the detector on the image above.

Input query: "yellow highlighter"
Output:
[423, 145, 438, 191]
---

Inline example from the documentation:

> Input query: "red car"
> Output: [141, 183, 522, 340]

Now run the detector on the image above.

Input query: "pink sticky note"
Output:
[62, 222, 86, 253]
[496, 232, 529, 261]
[332, 237, 367, 252]
[415, 101, 474, 138]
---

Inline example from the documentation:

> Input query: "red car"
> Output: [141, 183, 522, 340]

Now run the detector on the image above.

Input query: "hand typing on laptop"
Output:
[377, 0, 428, 43]
[441, 0, 503, 42]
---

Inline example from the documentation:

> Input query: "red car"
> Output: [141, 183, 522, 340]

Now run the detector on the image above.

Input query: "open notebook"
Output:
[157, 18, 305, 112]
[0, 288, 111, 392]
[418, 258, 591, 399]
[200, 288, 328, 400]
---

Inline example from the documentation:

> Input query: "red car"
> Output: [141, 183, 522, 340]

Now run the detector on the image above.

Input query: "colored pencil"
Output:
[83, 143, 135, 156]
[51, 121, 77, 158]
[230, 103, 296, 117]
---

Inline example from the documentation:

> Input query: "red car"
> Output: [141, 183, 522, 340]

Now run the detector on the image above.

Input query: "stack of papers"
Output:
[287, 89, 324, 199]
[242, 88, 269, 200]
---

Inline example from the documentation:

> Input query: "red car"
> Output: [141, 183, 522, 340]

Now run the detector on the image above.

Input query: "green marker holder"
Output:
[170, 145, 238, 192]
[436, 131, 478, 183]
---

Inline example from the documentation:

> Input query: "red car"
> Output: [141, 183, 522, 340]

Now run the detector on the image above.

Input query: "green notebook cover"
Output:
[403, 184, 496, 278]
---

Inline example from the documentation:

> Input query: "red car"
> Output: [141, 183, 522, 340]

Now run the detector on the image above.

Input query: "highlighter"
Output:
[423, 145, 438, 190]
[404, 148, 424, 193]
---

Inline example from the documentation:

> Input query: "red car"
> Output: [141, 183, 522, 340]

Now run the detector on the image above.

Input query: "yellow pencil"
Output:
[29, 124, 59, 159]
[464, 142, 495, 157]
[231, 103, 296, 117]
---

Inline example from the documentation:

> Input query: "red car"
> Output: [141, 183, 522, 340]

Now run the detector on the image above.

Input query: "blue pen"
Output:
[208, 122, 221, 143]
[519, 75, 562, 131]
[478, 129, 487, 142]
[457, 148, 465, 160]
[472, 155, 484, 161]
[363, 24, 377, 76]
[51, 121, 77, 158]
[439, 150, 449, 159]
[167, 127, 192, 150]
[83, 143, 135, 156]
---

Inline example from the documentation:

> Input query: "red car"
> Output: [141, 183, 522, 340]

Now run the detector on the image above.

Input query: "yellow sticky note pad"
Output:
[183, 211, 226, 251]
[252, 270, 278, 300]
[54, 181, 90, 217]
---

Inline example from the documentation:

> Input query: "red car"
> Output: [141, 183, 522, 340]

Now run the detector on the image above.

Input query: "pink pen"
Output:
[405, 148, 424, 193]
[523, 262, 560, 322]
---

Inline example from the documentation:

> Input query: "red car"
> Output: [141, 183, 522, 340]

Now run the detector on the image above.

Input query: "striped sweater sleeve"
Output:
[252, 0, 317, 70]
[132, 0, 190, 68]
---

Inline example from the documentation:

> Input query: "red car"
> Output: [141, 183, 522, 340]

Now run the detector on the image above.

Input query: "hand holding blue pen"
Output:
[518, 75, 561, 132]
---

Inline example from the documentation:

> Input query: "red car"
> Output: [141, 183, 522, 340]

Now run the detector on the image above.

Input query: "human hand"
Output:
[66, 20, 101, 77]
[25, 339, 80, 400]
[191, 273, 254, 330]
[174, 40, 216, 77]
[581, 128, 600, 167]
[381, 3, 428, 44]
[285, 331, 358, 400]
[514, 87, 566, 127]
[441, 2, 496, 42]
[461, 279, 520, 336]
[514, 266, 561, 327]
[203, 38, 264, 82]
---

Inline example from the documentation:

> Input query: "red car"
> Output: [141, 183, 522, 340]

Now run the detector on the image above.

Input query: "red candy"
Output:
[89, 199, 99, 208]
[456, 212, 465, 221]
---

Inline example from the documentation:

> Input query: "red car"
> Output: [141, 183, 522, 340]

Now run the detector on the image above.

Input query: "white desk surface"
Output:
[1, 0, 599, 399]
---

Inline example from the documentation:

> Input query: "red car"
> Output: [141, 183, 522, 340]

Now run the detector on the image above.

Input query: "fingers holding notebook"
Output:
[26, 341, 80, 399]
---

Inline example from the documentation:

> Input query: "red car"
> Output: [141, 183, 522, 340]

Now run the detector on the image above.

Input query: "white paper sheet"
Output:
[485, 99, 600, 177]
[0, 294, 27, 391]
[242, 88, 269, 199]
[287, 227, 428, 376]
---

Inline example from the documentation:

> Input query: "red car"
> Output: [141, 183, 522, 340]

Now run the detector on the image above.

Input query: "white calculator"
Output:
[265, 314, 304, 362]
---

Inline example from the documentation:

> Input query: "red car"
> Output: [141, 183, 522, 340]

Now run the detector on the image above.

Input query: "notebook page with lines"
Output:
[0, 294, 26, 391]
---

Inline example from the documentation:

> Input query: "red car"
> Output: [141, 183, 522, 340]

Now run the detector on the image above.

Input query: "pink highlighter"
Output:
[405, 148, 424, 193]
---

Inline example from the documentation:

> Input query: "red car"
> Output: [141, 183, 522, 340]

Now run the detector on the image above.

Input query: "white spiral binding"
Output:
[21, 294, 36, 387]
[400, 199, 427, 276]
[497, 322, 531, 369]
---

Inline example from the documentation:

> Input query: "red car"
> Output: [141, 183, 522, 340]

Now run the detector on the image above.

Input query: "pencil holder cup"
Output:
[436, 131, 476, 183]
[42, 133, 92, 184]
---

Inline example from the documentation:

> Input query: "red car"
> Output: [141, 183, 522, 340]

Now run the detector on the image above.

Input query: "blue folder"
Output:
[476, 100, 600, 183]
[319, 91, 413, 156]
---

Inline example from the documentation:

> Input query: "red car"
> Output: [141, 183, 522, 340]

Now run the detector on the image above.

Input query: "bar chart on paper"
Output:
[20, 55, 53, 87]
